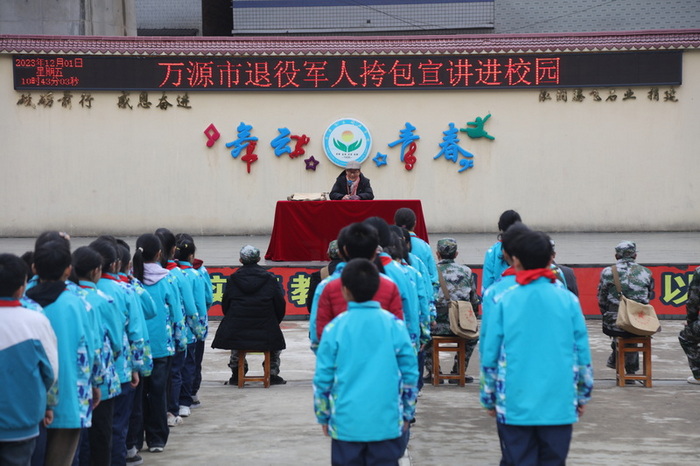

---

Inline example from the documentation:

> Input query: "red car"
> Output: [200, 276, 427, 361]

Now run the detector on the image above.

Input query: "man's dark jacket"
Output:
[329, 171, 374, 200]
[212, 264, 286, 351]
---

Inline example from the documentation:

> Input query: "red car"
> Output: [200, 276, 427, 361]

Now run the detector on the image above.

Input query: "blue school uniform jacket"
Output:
[26, 284, 100, 429]
[179, 261, 208, 341]
[119, 273, 157, 321]
[194, 262, 213, 339]
[167, 261, 199, 345]
[405, 255, 434, 345]
[482, 241, 509, 293]
[97, 274, 152, 383]
[79, 281, 123, 400]
[314, 301, 418, 442]
[143, 265, 186, 358]
[308, 264, 343, 353]
[379, 253, 420, 349]
[479, 276, 594, 426]
[0, 301, 58, 441]
[410, 233, 438, 288]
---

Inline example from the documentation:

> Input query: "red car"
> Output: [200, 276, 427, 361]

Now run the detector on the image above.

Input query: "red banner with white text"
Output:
[206, 264, 698, 319]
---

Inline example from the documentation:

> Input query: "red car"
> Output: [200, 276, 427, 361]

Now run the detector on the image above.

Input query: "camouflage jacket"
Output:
[597, 258, 654, 335]
[434, 259, 480, 335]
[686, 267, 700, 324]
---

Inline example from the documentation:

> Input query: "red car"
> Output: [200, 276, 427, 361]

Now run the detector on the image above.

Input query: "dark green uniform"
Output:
[679, 267, 700, 378]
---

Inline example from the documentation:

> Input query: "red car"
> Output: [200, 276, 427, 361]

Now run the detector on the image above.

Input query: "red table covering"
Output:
[265, 200, 429, 261]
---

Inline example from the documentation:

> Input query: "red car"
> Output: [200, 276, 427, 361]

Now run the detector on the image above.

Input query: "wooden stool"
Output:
[616, 336, 652, 387]
[431, 336, 467, 387]
[237, 350, 271, 388]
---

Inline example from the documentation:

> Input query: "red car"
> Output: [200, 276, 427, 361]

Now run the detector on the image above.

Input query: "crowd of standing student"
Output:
[308, 209, 594, 465]
[0, 229, 212, 466]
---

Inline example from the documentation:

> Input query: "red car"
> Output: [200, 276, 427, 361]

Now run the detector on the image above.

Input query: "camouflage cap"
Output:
[437, 238, 458, 257]
[615, 241, 637, 258]
[240, 245, 261, 264]
[327, 240, 341, 260]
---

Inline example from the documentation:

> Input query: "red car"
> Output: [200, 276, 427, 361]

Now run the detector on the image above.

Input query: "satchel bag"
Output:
[612, 266, 661, 336]
[438, 269, 479, 339]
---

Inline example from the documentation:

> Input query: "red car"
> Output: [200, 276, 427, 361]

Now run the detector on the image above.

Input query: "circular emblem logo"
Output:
[323, 118, 372, 168]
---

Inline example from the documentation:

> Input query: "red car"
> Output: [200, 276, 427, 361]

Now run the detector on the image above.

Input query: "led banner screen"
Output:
[13, 51, 682, 92]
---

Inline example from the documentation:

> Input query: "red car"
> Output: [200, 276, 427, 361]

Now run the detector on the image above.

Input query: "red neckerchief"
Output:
[0, 300, 21, 307]
[502, 266, 515, 276]
[379, 255, 393, 267]
[165, 261, 178, 270]
[101, 273, 120, 282]
[179, 264, 192, 270]
[193, 258, 204, 270]
[515, 268, 558, 285]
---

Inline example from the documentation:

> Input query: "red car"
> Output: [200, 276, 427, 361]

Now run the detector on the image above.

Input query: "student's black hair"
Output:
[0, 253, 29, 297]
[72, 246, 104, 280]
[387, 225, 410, 263]
[175, 236, 196, 262]
[33, 240, 72, 281]
[155, 228, 176, 266]
[116, 238, 130, 252]
[341, 258, 380, 303]
[96, 235, 118, 246]
[511, 230, 553, 270]
[497, 210, 522, 234]
[176, 232, 194, 243]
[133, 233, 162, 282]
[336, 226, 350, 261]
[363, 217, 392, 249]
[117, 244, 131, 273]
[340, 222, 379, 260]
[501, 222, 531, 257]
[20, 251, 34, 270]
[397, 226, 413, 264]
[89, 239, 118, 273]
[35, 231, 70, 251]
[394, 207, 417, 230]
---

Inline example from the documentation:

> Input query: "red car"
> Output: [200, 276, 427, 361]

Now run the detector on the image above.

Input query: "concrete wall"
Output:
[0, 0, 136, 36]
[1, 51, 698, 236]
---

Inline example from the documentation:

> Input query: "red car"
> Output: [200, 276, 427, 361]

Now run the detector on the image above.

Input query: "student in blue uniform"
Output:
[480, 230, 593, 466]
[71, 246, 123, 466]
[174, 235, 207, 417]
[364, 217, 421, 351]
[155, 228, 197, 427]
[26, 241, 101, 466]
[314, 258, 418, 465]
[0, 253, 58, 466]
[132, 233, 186, 453]
[482, 210, 522, 294]
[89, 239, 151, 466]
[178, 233, 212, 408]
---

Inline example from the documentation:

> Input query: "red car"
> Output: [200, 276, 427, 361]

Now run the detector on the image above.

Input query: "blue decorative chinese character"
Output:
[271, 128, 292, 157]
[388, 122, 420, 162]
[225, 122, 258, 159]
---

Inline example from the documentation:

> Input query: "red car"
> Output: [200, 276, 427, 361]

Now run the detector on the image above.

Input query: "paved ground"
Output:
[139, 319, 698, 466]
